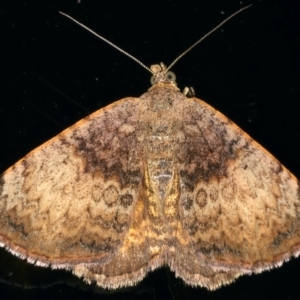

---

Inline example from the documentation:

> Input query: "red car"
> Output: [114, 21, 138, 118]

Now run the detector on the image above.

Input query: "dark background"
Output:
[1, 0, 300, 299]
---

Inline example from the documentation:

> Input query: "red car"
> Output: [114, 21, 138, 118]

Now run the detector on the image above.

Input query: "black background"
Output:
[1, 0, 300, 299]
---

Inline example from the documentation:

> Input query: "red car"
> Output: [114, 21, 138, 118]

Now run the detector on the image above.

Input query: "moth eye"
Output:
[166, 71, 176, 82]
[150, 75, 155, 85]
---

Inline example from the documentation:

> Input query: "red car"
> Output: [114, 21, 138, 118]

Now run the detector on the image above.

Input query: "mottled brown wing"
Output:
[170, 241, 242, 290]
[74, 242, 242, 290]
[0, 97, 144, 268]
[178, 97, 300, 275]
[72, 184, 162, 289]
[71, 190, 241, 290]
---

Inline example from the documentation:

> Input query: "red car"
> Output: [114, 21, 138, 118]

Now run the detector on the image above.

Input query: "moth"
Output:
[1, 5, 300, 290]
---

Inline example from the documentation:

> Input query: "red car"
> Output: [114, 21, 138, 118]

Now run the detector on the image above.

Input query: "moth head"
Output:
[150, 63, 177, 85]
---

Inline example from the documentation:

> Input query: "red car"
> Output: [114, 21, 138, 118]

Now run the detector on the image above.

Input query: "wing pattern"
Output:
[0, 97, 144, 267]
[178, 98, 300, 275]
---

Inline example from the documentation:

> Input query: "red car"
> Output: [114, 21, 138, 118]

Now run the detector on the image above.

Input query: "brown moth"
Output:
[1, 5, 300, 290]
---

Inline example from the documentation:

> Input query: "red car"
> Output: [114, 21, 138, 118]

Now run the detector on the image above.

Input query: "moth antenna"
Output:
[59, 5, 251, 75]
[59, 11, 153, 74]
[166, 4, 252, 71]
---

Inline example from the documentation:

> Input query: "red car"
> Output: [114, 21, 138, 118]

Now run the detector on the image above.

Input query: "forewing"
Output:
[72, 186, 159, 289]
[72, 160, 172, 289]
[178, 97, 300, 273]
[0, 97, 144, 268]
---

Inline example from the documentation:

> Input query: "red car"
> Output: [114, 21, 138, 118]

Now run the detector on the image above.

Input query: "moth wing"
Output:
[0, 97, 144, 268]
[74, 243, 242, 290]
[177, 97, 300, 274]
[72, 190, 158, 289]
[171, 242, 241, 289]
